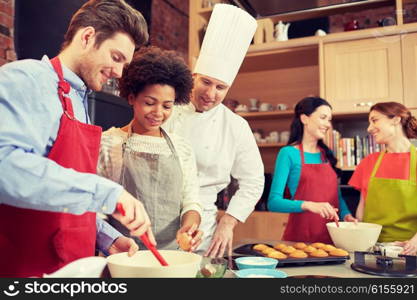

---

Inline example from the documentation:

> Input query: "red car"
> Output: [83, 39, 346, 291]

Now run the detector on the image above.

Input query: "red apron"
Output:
[283, 144, 339, 243]
[0, 57, 102, 277]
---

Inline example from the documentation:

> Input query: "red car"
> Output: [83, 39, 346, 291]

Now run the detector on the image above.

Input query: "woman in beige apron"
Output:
[349, 102, 417, 255]
[98, 46, 203, 251]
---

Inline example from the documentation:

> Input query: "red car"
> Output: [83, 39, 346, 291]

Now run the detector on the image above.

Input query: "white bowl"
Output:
[326, 222, 382, 252]
[107, 250, 202, 278]
[43, 256, 107, 278]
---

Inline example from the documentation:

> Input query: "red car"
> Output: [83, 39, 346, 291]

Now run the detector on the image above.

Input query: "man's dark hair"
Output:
[62, 0, 148, 50]
[119, 46, 193, 105]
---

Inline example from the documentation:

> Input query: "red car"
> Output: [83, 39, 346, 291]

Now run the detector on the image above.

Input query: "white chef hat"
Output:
[193, 4, 257, 86]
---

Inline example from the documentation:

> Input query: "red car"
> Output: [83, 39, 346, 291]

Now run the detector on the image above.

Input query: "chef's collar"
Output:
[186, 101, 222, 118]
[42, 55, 89, 94]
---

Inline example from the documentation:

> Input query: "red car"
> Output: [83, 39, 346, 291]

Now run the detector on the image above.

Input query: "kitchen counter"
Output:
[225, 239, 387, 278]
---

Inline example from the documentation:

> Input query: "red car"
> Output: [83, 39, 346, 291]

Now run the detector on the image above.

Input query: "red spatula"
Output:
[116, 203, 169, 266]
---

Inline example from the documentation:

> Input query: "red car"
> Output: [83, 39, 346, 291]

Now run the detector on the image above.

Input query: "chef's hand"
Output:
[205, 213, 237, 258]
[108, 236, 139, 257]
[394, 234, 417, 255]
[112, 190, 156, 246]
[176, 223, 203, 252]
[302, 201, 339, 220]
[343, 214, 358, 223]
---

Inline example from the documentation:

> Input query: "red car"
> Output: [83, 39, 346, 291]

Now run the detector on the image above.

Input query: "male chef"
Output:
[163, 4, 264, 258]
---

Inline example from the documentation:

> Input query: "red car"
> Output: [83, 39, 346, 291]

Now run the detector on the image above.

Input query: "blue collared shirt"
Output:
[0, 55, 123, 252]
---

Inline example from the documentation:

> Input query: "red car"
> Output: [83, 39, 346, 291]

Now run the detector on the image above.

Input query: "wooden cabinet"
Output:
[188, 0, 417, 171]
[401, 32, 417, 109]
[323, 36, 403, 113]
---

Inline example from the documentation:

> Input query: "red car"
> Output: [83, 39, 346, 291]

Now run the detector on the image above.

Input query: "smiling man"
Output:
[0, 0, 155, 277]
[163, 4, 265, 258]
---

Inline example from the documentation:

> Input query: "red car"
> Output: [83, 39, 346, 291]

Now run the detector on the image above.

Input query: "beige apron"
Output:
[364, 146, 417, 242]
[108, 127, 182, 250]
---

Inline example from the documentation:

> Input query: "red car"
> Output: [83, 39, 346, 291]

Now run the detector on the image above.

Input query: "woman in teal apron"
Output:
[349, 102, 417, 255]
[98, 46, 203, 251]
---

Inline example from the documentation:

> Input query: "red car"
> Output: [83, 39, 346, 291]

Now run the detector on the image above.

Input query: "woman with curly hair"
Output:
[98, 46, 203, 251]
[349, 102, 417, 255]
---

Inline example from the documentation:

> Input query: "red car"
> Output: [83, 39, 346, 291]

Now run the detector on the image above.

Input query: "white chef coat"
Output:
[163, 103, 264, 250]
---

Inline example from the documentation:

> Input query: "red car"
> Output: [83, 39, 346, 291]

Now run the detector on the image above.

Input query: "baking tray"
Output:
[232, 243, 350, 268]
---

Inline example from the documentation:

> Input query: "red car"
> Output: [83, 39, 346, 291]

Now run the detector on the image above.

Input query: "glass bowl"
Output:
[196, 257, 227, 278]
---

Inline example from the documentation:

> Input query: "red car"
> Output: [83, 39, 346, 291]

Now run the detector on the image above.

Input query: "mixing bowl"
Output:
[326, 222, 382, 252]
[107, 250, 202, 278]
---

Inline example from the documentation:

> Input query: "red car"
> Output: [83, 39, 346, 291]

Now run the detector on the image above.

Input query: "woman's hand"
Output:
[302, 201, 339, 220]
[394, 234, 417, 255]
[343, 214, 358, 223]
[176, 223, 203, 252]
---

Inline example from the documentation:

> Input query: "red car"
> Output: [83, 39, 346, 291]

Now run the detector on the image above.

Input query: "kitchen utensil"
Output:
[351, 251, 417, 277]
[235, 256, 278, 270]
[43, 256, 107, 278]
[116, 203, 169, 266]
[326, 222, 382, 252]
[233, 244, 349, 267]
[196, 257, 227, 278]
[235, 268, 287, 278]
[107, 250, 202, 278]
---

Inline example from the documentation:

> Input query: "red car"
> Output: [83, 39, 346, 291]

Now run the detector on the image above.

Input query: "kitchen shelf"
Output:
[257, 143, 286, 148]
[236, 110, 294, 120]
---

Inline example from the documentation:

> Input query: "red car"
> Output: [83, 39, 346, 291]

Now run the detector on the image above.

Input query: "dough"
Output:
[273, 243, 287, 251]
[267, 250, 288, 260]
[311, 242, 326, 249]
[253, 244, 268, 251]
[323, 244, 337, 252]
[303, 245, 317, 253]
[281, 246, 296, 254]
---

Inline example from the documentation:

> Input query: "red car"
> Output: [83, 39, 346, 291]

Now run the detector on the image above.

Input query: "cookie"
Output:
[323, 244, 337, 252]
[329, 248, 349, 257]
[267, 250, 288, 260]
[253, 244, 268, 251]
[289, 250, 308, 258]
[261, 247, 276, 255]
[310, 249, 329, 257]
[273, 243, 287, 251]
[294, 242, 307, 250]
[281, 246, 297, 254]
[303, 245, 317, 253]
[311, 242, 326, 249]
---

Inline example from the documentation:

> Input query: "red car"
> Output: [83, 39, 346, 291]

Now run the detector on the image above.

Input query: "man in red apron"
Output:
[0, 0, 155, 277]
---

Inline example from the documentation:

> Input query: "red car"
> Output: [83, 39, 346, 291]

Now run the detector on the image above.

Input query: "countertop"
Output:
[225, 239, 387, 278]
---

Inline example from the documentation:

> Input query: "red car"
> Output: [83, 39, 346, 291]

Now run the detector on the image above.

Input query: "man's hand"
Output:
[108, 236, 138, 257]
[112, 190, 156, 246]
[394, 234, 417, 255]
[204, 213, 238, 258]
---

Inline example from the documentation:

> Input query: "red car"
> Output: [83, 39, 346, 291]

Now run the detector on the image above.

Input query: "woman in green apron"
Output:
[98, 46, 203, 251]
[349, 102, 417, 255]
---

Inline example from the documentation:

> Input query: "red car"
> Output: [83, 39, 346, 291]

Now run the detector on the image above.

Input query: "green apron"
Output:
[363, 146, 417, 242]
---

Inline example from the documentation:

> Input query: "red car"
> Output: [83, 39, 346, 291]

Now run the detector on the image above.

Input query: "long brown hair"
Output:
[370, 102, 417, 139]
[61, 0, 148, 50]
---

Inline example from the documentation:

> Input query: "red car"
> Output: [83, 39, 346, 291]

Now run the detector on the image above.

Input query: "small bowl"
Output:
[196, 257, 227, 278]
[235, 256, 278, 270]
[379, 243, 404, 258]
[235, 268, 287, 278]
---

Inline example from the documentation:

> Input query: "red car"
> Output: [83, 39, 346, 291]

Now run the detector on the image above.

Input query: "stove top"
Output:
[351, 251, 417, 277]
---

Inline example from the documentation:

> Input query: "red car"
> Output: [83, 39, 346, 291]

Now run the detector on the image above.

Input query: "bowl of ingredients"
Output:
[196, 257, 228, 278]
[107, 250, 202, 278]
[235, 268, 287, 278]
[327, 222, 382, 252]
[235, 256, 278, 270]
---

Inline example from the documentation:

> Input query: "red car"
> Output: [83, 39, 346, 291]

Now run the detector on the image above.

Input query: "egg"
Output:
[178, 232, 192, 251]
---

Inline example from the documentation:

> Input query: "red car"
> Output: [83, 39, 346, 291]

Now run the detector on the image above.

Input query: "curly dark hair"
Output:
[118, 46, 193, 105]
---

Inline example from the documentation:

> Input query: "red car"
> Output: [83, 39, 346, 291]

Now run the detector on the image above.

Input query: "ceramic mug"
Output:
[259, 102, 273, 112]
[269, 131, 279, 143]
[276, 103, 288, 111]
[235, 104, 249, 113]
[280, 131, 290, 144]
